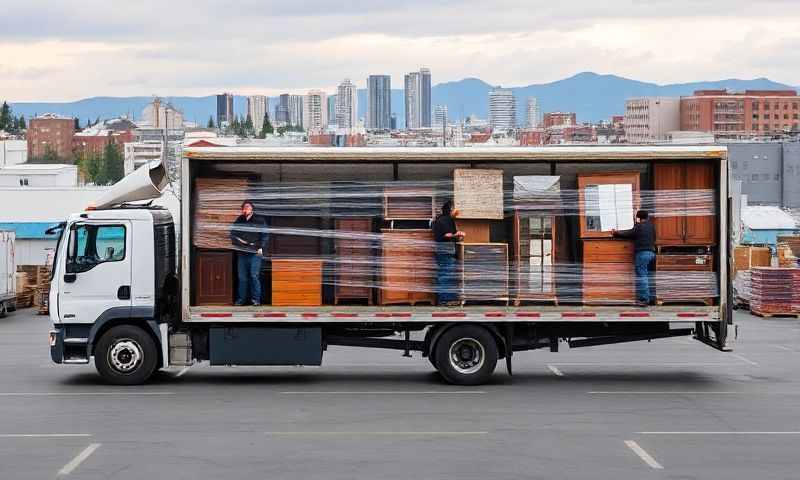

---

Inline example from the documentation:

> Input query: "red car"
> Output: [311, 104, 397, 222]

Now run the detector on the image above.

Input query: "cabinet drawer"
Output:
[583, 240, 634, 263]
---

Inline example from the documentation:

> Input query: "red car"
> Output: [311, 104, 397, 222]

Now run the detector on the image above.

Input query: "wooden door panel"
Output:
[653, 163, 686, 245]
[685, 163, 716, 245]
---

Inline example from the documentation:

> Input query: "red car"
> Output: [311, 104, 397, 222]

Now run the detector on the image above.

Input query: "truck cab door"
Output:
[58, 222, 132, 324]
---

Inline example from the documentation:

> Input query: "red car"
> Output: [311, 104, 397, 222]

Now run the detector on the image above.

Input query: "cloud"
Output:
[0, 1, 798, 100]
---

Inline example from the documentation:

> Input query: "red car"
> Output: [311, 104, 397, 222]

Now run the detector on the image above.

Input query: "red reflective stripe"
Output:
[375, 312, 412, 318]
[200, 313, 232, 318]
[484, 312, 506, 318]
[677, 312, 709, 318]
[331, 313, 358, 318]
[562, 312, 596, 318]
[620, 312, 650, 318]
[432, 312, 467, 318]
[254, 312, 287, 318]
[301, 312, 319, 318]
[515, 312, 541, 318]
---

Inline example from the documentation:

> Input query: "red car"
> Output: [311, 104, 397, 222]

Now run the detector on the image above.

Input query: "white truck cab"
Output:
[49, 207, 177, 383]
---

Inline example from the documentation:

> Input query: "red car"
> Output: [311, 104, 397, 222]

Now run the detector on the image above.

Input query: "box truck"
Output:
[0, 231, 16, 317]
[48, 146, 735, 385]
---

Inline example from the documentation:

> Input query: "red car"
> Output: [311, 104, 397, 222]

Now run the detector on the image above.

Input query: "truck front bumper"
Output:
[49, 327, 90, 364]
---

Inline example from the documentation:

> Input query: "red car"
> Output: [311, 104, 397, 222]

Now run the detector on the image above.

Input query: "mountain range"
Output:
[8, 72, 798, 128]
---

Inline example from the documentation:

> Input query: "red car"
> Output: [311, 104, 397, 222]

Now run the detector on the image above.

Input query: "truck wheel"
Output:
[94, 325, 158, 385]
[434, 325, 498, 386]
[0, 302, 6, 318]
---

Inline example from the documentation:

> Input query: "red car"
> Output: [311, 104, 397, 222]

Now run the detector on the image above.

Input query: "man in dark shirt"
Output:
[612, 210, 656, 306]
[432, 201, 465, 306]
[230, 201, 269, 306]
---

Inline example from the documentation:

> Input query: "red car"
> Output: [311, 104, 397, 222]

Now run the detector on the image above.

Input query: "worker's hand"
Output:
[456, 231, 466, 239]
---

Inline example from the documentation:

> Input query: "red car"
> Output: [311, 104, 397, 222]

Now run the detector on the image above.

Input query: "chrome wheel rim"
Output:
[448, 338, 485, 375]
[108, 339, 143, 374]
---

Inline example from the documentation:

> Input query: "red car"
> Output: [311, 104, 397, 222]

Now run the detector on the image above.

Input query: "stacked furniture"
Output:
[458, 243, 509, 304]
[334, 218, 374, 305]
[383, 185, 436, 224]
[578, 172, 640, 304]
[750, 267, 800, 318]
[378, 229, 435, 305]
[652, 162, 717, 305]
[511, 176, 560, 305]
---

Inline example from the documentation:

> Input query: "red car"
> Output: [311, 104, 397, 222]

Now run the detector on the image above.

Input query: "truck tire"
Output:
[0, 302, 6, 318]
[94, 325, 158, 385]
[434, 325, 498, 386]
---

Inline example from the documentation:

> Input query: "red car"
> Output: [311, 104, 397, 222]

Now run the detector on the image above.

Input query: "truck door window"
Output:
[66, 224, 126, 273]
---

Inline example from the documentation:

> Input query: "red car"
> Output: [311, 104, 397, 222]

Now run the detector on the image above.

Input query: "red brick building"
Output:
[27, 114, 75, 162]
[680, 89, 800, 136]
[73, 118, 136, 156]
[543, 112, 577, 128]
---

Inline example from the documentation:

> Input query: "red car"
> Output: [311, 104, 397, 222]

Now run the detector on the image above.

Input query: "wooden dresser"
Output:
[270, 216, 322, 257]
[655, 253, 716, 305]
[378, 229, 435, 306]
[271, 259, 323, 306]
[582, 240, 635, 304]
[195, 250, 234, 306]
[334, 218, 374, 305]
[458, 243, 509, 304]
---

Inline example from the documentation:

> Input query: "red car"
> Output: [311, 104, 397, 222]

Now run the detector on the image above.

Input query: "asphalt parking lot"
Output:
[0, 308, 798, 480]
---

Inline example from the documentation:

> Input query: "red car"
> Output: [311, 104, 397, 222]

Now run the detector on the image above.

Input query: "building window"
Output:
[19, 178, 29, 186]
[752, 101, 759, 110]
[774, 114, 780, 120]
[785, 114, 790, 120]
[743, 161, 749, 170]
[752, 125, 758, 131]
[794, 114, 799, 120]
[784, 103, 789, 110]
[732, 160, 738, 169]
[765, 103, 770, 110]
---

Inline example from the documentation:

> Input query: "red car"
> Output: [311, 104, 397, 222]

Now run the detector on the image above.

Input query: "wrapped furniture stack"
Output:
[750, 267, 800, 318]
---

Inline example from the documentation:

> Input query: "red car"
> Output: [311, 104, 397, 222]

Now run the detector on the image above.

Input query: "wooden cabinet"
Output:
[270, 217, 321, 256]
[581, 239, 635, 304]
[334, 218, 374, 305]
[653, 162, 716, 246]
[383, 186, 436, 220]
[458, 243, 509, 304]
[195, 250, 233, 306]
[655, 254, 716, 305]
[513, 212, 557, 304]
[455, 219, 492, 244]
[271, 259, 323, 306]
[577, 172, 640, 238]
[378, 229, 435, 305]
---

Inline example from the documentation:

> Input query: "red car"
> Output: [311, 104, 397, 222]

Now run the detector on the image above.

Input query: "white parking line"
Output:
[0, 392, 175, 397]
[624, 440, 663, 469]
[0, 434, 92, 438]
[547, 365, 565, 377]
[640, 431, 800, 435]
[281, 391, 485, 395]
[265, 431, 488, 437]
[58, 443, 101, 476]
[590, 391, 795, 395]
[548, 362, 745, 367]
[776, 345, 793, 351]
[731, 353, 759, 366]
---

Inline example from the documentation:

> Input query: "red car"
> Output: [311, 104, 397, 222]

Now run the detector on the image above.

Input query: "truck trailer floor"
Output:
[1, 309, 798, 480]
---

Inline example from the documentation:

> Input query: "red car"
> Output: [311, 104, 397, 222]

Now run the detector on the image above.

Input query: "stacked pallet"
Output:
[777, 243, 798, 268]
[194, 178, 250, 249]
[15, 272, 34, 308]
[750, 267, 800, 318]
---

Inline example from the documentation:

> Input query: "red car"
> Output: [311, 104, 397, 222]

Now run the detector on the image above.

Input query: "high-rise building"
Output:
[288, 95, 304, 128]
[680, 89, 800, 137]
[525, 97, 541, 128]
[247, 95, 269, 133]
[327, 95, 337, 127]
[27, 114, 75, 162]
[367, 75, 391, 130]
[303, 90, 328, 132]
[434, 105, 448, 127]
[624, 97, 680, 143]
[488, 88, 516, 131]
[336, 79, 358, 129]
[404, 68, 432, 129]
[142, 97, 184, 129]
[276, 94, 290, 125]
[216, 93, 234, 127]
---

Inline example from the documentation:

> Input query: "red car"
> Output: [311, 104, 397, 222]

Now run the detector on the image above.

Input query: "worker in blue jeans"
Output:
[230, 201, 269, 306]
[432, 201, 465, 306]
[612, 210, 656, 306]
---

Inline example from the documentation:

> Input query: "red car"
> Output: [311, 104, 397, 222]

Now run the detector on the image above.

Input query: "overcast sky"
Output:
[2, 0, 799, 101]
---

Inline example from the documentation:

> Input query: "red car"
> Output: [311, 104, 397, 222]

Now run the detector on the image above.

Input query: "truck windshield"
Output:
[46, 223, 66, 281]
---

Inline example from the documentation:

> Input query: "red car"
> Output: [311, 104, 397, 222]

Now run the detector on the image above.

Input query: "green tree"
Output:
[76, 150, 102, 183]
[17, 115, 26, 131]
[244, 114, 254, 137]
[258, 112, 274, 138]
[0, 102, 12, 131]
[230, 115, 241, 136]
[207, 116, 215, 128]
[101, 142, 124, 185]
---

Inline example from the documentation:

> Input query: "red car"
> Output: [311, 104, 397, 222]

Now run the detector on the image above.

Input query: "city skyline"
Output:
[3, 1, 799, 101]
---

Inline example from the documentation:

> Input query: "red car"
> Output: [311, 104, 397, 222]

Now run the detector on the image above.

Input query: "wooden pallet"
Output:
[750, 309, 800, 319]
